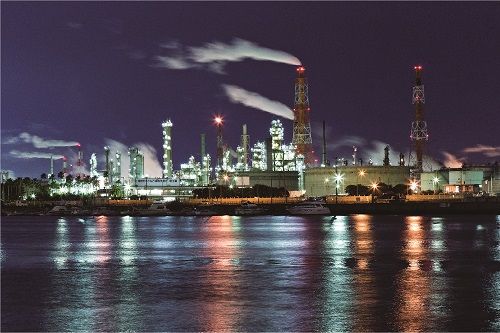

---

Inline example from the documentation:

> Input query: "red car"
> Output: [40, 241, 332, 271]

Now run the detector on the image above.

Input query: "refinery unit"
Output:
[32, 65, 499, 199]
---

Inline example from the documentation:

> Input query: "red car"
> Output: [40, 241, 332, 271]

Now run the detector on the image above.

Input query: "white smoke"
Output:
[104, 139, 163, 179]
[463, 144, 500, 157]
[189, 38, 301, 65]
[154, 55, 198, 70]
[134, 143, 163, 178]
[330, 135, 367, 150]
[9, 150, 65, 159]
[442, 151, 465, 168]
[6, 132, 80, 148]
[154, 38, 301, 72]
[222, 84, 294, 120]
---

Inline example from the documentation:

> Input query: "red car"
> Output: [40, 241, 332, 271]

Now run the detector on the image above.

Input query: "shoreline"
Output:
[3, 201, 499, 216]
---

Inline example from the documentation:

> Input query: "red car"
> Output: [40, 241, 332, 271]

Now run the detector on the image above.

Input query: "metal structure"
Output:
[383, 145, 390, 166]
[104, 146, 111, 183]
[113, 151, 121, 180]
[89, 153, 98, 177]
[200, 133, 210, 185]
[240, 124, 250, 171]
[50, 155, 54, 177]
[409, 65, 429, 175]
[128, 147, 144, 184]
[321, 121, 328, 167]
[162, 119, 173, 178]
[214, 115, 224, 170]
[292, 66, 313, 164]
[74, 143, 85, 177]
[270, 120, 284, 171]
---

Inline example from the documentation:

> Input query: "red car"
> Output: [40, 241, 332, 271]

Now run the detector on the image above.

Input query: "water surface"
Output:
[2, 215, 499, 331]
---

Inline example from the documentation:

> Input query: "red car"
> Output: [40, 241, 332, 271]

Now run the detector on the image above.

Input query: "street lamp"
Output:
[370, 182, 379, 203]
[334, 173, 343, 201]
[409, 179, 419, 194]
[357, 169, 366, 196]
[432, 176, 440, 194]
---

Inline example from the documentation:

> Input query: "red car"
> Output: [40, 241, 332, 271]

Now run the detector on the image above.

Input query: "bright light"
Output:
[358, 170, 366, 177]
[324, 177, 329, 183]
[334, 173, 343, 182]
[214, 115, 223, 125]
[223, 175, 229, 181]
[371, 182, 379, 190]
[409, 180, 419, 191]
[433, 177, 440, 184]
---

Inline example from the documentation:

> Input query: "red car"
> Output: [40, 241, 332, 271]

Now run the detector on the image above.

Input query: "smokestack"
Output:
[62, 156, 68, 175]
[241, 124, 250, 170]
[383, 145, 390, 166]
[50, 155, 54, 176]
[162, 120, 173, 178]
[104, 146, 111, 183]
[321, 121, 327, 167]
[352, 146, 357, 166]
[201, 133, 208, 185]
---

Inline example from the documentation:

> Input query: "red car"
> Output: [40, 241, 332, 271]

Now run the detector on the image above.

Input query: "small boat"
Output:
[234, 202, 267, 215]
[287, 201, 331, 215]
[47, 205, 72, 215]
[136, 203, 172, 216]
[91, 207, 118, 216]
[192, 206, 217, 216]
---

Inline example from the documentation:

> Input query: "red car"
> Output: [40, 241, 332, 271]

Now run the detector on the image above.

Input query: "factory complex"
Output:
[3, 66, 499, 201]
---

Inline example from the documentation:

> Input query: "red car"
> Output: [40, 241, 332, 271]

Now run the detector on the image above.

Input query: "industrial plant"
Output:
[3, 66, 499, 201]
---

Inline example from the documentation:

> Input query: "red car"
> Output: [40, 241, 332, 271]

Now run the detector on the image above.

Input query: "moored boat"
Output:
[135, 202, 172, 216]
[234, 202, 267, 215]
[286, 201, 331, 215]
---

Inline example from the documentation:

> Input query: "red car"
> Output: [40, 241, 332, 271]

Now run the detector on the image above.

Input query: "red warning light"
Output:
[296, 66, 305, 72]
[63, 156, 67, 161]
[76, 143, 81, 147]
[213, 115, 223, 125]
[414, 65, 423, 70]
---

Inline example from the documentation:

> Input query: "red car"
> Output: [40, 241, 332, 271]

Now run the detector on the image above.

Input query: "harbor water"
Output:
[1, 215, 499, 331]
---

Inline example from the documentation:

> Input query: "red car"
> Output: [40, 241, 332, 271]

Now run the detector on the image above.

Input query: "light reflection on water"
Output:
[1, 215, 499, 332]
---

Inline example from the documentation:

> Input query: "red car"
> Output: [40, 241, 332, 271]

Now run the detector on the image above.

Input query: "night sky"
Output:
[2, 2, 499, 178]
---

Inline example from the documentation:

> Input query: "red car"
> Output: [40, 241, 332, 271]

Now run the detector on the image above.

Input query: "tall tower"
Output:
[292, 66, 313, 163]
[162, 119, 173, 178]
[104, 146, 112, 184]
[128, 147, 144, 184]
[214, 115, 224, 170]
[74, 143, 85, 177]
[241, 124, 250, 170]
[270, 120, 284, 171]
[89, 153, 98, 177]
[114, 151, 122, 180]
[409, 65, 428, 176]
[50, 155, 54, 177]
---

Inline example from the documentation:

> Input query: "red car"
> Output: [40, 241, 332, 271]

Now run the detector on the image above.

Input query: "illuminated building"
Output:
[128, 147, 144, 184]
[162, 119, 173, 178]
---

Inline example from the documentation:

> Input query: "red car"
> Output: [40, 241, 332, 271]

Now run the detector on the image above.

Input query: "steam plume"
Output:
[104, 139, 163, 179]
[7, 132, 80, 148]
[222, 84, 294, 120]
[190, 38, 301, 66]
[9, 150, 65, 160]
[442, 151, 465, 168]
[154, 38, 301, 72]
[463, 144, 500, 157]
